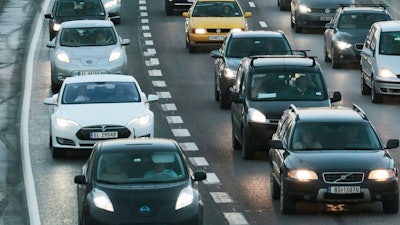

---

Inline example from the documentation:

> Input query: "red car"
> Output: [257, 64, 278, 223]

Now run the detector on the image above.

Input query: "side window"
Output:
[370, 29, 377, 51]
[364, 26, 375, 49]
[282, 120, 293, 146]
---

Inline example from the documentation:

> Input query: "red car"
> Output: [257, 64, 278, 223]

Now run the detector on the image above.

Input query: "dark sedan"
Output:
[324, 5, 391, 68]
[74, 138, 207, 225]
[269, 105, 400, 214]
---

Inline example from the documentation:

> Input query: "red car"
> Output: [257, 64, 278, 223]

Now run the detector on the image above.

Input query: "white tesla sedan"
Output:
[44, 75, 159, 158]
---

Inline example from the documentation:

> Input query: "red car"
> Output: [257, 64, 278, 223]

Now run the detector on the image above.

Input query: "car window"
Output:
[96, 151, 186, 184]
[62, 82, 140, 104]
[60, 27, 117, 47]
[290, 122, 382, 150]
[55, 0, 105, 17]
[338, 13, 391, 29]
[226, 37, 292, 57]
[379, 31, 400, 55]
[248, 71, 326, 101]
[192, 1, 242, 17]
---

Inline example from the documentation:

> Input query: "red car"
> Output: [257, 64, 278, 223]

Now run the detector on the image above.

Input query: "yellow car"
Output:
[182, 0, 252, 53]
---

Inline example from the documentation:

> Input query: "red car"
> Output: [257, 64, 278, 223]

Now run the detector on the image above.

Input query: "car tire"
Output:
[361, 71, 371, 95]
[214, 80, 220, 101]
[331, 48, 340, 69]
[280, 175, 296, 214]
[232, 128, 241, 150]
[270, 166, 280, 200]
[371, 79, 383, 103]
[324, 44, 331, 62]
[382, 194, 399, 214]
[220, 91, 231, 109]
[188, 44, 196, 53]
[290, 15, 295, 28]
[241, 127, 255, 159]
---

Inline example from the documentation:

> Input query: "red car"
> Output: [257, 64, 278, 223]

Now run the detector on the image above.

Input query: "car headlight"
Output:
[248, 108, 267, 124]
[175, 186, 194, 210]
[193, 28, 206, 34]
[91, 188, 114, 212]
[299, 5, 311, 13]
[56, 117, 78, 127]
[104, 0, 117, 8]
[378, 69, 396, 78]
[55, 49, 70, 63]
[109, 49, 122, 62]
[335, 41, 352, 50]
[53, 23, 61, 32]
[368, 169, 396, 181]
[288, 169, 318, 181]
[231, 28, 243, 33]
[223, 68, 237, 79]
[128, 115, 150, 125]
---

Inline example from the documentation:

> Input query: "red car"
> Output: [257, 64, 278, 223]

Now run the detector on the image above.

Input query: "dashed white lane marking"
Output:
[145, 40, 153, 45]
[157, 92, 172, 99]
[141, 18, 149, 23]
[166, 116, 183, 124]
[160, 103, 177, 111]
[223, 213, 249, 225]
[171, 129, 190, 137]
[144, 48, 156, 56]
[144, 32, 152, 38]
[142, 25, 150, 30]
[148, 69, 162, 76]
[203, 173, 220, 184]
[139, 6, 147, 10]
[210, 192, 234, 203]
[189, 157, 209, 166]
[140, 12, 148, 17]
[145, 58, 159, 66]
[248, 2, 256, 7]
[179, 142, 199, 151]
[152, 80, 166, 87]
[259, 21, 268, 28]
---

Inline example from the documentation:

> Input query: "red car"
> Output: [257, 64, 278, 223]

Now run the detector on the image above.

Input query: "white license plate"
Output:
[328, 186, 360, 194]
[78, 71, 102, 75]
[90, 131, 118, 139]
[320, 16, 332, 21]
[209, 36, 225, 41]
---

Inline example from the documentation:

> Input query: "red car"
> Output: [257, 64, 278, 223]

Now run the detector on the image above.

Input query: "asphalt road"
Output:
[1, 0, 400, 225]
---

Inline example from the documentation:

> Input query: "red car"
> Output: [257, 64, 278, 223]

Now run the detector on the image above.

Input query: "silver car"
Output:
[102, 0, 121, 24]
[47, 20, 130, 93]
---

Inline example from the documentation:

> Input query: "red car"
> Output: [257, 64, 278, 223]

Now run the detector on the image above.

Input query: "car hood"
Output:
[55, 15, 107, 23]
[285, 150, 392, 170]
[58, 45, 118, 60]
[335, 29, 368, 44]
[190, 17, 247, 29]
[299, 0, 354, 8]
[247, 99, 331, 120]
[225, 57, 242, 70]
[375, 55, 400, 74]
[55, 103, 149, 126]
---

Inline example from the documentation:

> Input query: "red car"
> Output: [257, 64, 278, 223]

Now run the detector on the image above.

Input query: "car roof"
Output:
[292, 106, 368, 123]
[340, 6, 389, 14]
[60, 19, 114, 28]
[230, 30, 285, 39]
[374, 20, 400, 32]
[97, 138, 180, 153]
[63, 75, 137, 84]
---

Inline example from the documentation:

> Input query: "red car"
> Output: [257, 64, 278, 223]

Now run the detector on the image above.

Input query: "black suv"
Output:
[324, 4, 392, 68]
[44, 0, 108, 40]
[165, 0, 193, 16]
[230, 55, 341, 159]
[210, 30, 293, 109]
[269, 104, 400, 214]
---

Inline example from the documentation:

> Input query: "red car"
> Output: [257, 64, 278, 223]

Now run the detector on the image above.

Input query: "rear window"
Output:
[226, 37, 292, 57]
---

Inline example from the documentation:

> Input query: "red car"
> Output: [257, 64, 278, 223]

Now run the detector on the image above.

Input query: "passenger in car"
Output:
[289, 76, 316, 96]
[293, 129, 322, 149]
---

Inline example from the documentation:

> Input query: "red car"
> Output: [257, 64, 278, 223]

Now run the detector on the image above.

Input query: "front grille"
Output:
[310, 8, 335, 13]
[323, 172, 364, 184]
[206, 28, 231, 33]
[76, 125, 131, 140]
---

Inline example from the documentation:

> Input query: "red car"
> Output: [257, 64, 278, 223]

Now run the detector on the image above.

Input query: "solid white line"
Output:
[21, 0, 51, 224]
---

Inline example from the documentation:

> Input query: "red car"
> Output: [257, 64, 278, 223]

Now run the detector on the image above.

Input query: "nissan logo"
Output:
[86, 59, 93, 64]
[139, 205, 151, 213]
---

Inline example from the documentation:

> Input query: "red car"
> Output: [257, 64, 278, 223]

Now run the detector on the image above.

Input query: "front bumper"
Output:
[332, 44, 363, 64]
[295, 12, 334, 29]
[373, 77, 400, 96]
[188, 32, 229, 47]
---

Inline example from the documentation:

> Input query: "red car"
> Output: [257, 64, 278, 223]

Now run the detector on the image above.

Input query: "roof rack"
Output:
[339, 4, 387, 10]
[352, 104, 368, 120]
[288, 104, 300, 121]
[249, 51, 316, 66]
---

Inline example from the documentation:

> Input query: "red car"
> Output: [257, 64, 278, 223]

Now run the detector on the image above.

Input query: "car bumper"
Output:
[51, 122, 154, 150]
[166, 1, 193, 10]
[332, 45, 362, 64]
[373, 78, 400, 96]
[295, 12, 334, 29]
[283, 176, 399, 204]
[188, 33, 229, 47]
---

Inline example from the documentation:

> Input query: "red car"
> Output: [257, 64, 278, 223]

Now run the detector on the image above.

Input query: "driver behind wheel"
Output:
[144, 153, 178, 178]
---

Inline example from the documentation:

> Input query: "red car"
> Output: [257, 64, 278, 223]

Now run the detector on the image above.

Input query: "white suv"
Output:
[360, 20, 400, 103]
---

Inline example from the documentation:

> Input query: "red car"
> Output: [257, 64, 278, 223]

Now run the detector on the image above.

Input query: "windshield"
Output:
[226, 37, 292, 57]
[62, 81, 140, 104]
[192, 1, 243, 17]
[379, 31, 400, 55]
[96, 150, 187, 184]
[249, 71, 327, 101]
[291, 122, 382, 150]
[338, 13, 390, 29]
[60, 27, 117, 47]
[56, 0, 105, 17]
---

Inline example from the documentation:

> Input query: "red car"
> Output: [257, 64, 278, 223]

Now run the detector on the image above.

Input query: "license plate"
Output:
[90, 131, 118, 139]
[78, 71, 102, 75]
[320, 16, 332, 21]
[328, 186, 360, 194]
[209, 36, 225, 41]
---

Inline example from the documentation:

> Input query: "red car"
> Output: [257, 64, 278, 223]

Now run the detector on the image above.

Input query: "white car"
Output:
[361, 20, 400, 103]
[47, 20, 130, 93]
[44, 75, 159, 158]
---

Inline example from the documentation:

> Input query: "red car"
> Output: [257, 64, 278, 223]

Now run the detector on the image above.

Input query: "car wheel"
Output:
[214, 80, 220, 101]
[382, 194, 399, 214]
[361, 71, 371, 95]
[331, 48, 340, 69]
[294, 24, 302, 33]
[270, 166, 280, 200]
[371, 79, 383, 103]
[324, 44, 331, 62]
[232, 128, 241, 150]
[290, 14, 295, 28]
[280, 175, 296, 214]
[220, 91, 231, 109]
[188, 44, 196, 53]
[241, 127, 255, 159]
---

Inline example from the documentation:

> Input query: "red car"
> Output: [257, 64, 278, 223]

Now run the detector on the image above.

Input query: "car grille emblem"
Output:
[216, 29, 221, 33]
[139, 205, 151, 213]
[325, 8, 331, 13]
[100, 125, 107, 132]
[86, 60, 93, 64]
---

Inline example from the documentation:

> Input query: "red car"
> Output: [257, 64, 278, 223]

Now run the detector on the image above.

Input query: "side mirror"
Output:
[386, 139, 399, 149]
[330, 91, 342, 103]
[44, 94, 58, 105]
[230, 88, 243, 103]
[244, 12, 252, 18]
[193, 170, 207, 181]
[44, 13, 52, 19]
[46, 41, 55, 48]
[74, 175, 87, 185]
[121, 38, 130, 46]
[147, 94, 159, 102]
[182, 12, 189, 18]
[325, 22, 334, 29]
[269, 140, 283, 149]
[210, 50, 222, 58]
